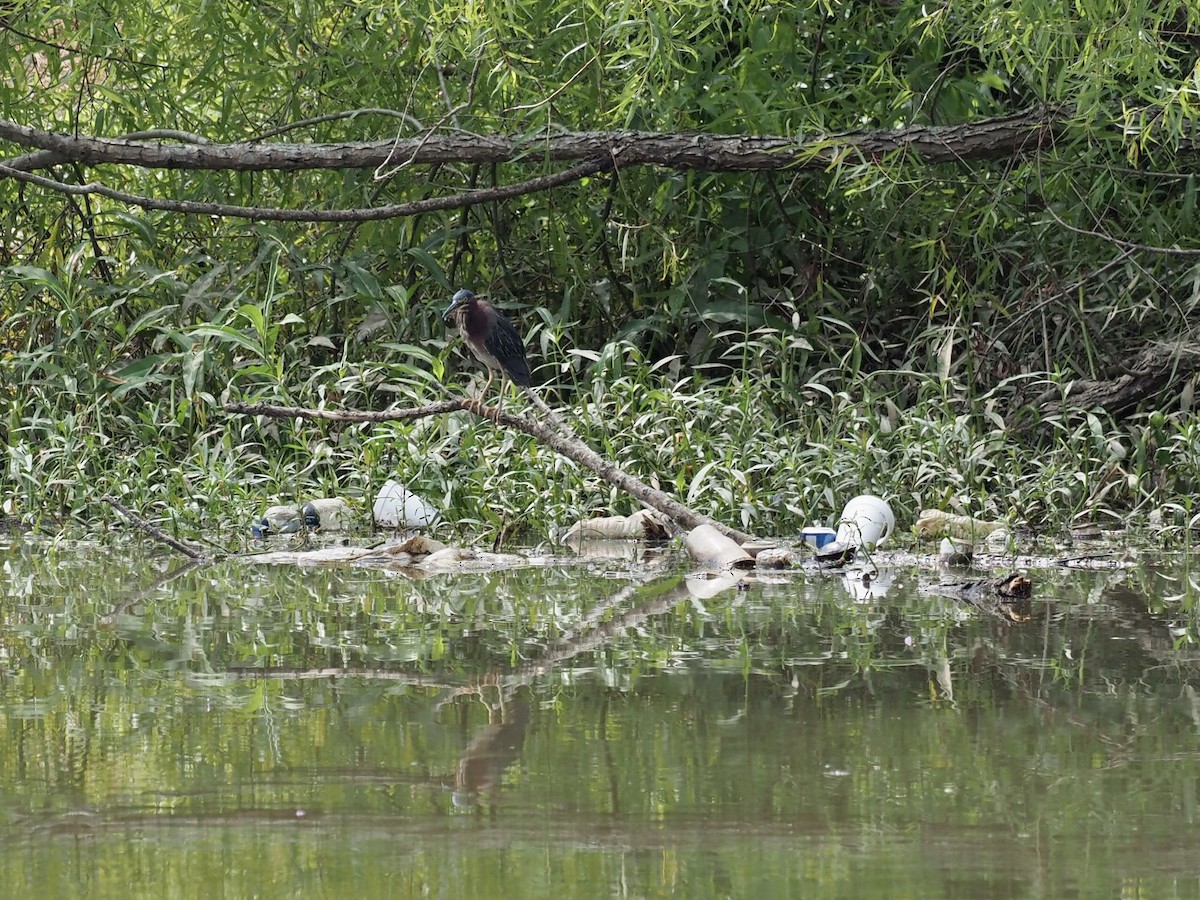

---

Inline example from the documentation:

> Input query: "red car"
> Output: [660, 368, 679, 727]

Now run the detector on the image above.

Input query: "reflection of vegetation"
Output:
[3, 542, 1200, 894]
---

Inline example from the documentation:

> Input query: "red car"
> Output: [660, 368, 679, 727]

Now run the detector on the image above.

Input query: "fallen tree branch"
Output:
[0, 106, 1066, 174]
[103, 494, 209, 560]
[223, 398, 756, 545]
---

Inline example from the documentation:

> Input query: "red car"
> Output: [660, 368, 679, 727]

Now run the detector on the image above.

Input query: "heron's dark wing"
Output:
[485, 313, 532, 387]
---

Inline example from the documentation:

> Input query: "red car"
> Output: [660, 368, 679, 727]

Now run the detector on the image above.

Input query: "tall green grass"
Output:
[3, 250, 1196, 548]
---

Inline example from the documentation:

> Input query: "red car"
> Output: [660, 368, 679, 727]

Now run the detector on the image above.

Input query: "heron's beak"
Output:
[441, 297, 462, 326]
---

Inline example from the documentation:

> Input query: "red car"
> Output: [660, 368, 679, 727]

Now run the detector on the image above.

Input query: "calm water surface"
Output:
[1, 534, 1199, 898]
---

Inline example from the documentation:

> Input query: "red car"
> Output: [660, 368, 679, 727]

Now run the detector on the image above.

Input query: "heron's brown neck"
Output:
[459, 300, 491, 342]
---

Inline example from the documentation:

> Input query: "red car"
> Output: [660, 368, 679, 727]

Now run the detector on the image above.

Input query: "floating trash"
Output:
[372, 480, 438, 529]
[800, 526, 837, 549]
[562, 508, 672, 541]
[835, 494, 895, 550]
[252, 498, 352, 539]
[683, 523, 755, 570]
[915, 509, 1006, 541]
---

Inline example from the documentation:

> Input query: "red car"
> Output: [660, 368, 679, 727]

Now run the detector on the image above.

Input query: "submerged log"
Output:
[920, 572, 1033, 622]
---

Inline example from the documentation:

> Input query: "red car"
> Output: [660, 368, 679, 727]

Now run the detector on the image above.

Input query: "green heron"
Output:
[443, 288, 531, 417]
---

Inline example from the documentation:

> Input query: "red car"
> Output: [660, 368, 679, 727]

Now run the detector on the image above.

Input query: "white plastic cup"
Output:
[834, 495, 895, 550]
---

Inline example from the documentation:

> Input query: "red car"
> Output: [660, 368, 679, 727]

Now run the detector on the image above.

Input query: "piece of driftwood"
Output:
[920, 572, 1033, 622]
[1031, 340, 1200, 419]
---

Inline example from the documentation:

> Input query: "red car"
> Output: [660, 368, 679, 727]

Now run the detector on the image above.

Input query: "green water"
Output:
[2, 535, 1199, 898]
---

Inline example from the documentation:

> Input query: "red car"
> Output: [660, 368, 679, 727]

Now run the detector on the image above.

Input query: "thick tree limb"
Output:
[1032, 340, 1200, 419]
[0, 107, 1066, 174]
[223, 398, 756, 546]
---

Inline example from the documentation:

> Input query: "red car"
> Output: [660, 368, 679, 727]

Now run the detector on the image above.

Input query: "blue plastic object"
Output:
[801, 526, 837, 548]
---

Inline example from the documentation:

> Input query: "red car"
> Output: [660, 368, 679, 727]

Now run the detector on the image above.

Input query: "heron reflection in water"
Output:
[449, 689, 530, 811]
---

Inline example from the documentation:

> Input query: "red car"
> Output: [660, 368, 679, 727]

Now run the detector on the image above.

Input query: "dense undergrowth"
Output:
[2, 243, 1197, 548]
[2, 2, 1199, 545]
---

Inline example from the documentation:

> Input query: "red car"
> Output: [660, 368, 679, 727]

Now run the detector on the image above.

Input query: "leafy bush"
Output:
[2, 2, 1198, 540]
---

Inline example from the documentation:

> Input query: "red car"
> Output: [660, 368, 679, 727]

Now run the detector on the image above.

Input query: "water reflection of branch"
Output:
[225, 574, 689, 698]
[433, 577, 688, 705]
[516, 581, 687, 676]
[221, 575, 687, 814]
[99, 557, 210, 626]
[553, 581, 645, 643]
[433, 579, 687, 810]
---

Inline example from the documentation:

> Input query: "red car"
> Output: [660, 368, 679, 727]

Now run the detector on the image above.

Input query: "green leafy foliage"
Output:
[1, 1, 1198, 536]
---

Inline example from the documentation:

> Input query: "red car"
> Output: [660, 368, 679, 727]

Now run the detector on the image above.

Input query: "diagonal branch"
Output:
[103, 494, 208, 560]
[223, 397, 755, 545]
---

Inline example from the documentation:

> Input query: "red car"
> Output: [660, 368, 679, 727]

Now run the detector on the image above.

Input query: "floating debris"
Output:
[683, 523, 755, 570]
[372, 480, 439, 529]
[563, 508, 673, 541]
[915, 509, 1007, 541]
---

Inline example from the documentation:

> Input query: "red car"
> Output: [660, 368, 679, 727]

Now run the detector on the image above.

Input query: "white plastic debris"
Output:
[683, 523, 755, 570]
[372, 480, 439, 528]
[562, 508, 672, 541]
[305, 498, 352, 531]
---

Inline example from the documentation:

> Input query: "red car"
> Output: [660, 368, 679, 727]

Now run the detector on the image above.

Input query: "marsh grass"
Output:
[3, 258, 1197, 552]
[3, 0, 1200, 552]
